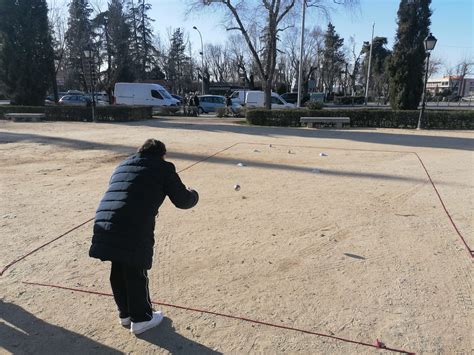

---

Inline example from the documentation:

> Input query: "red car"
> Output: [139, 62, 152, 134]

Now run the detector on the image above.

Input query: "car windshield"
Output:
[271, 96, 283, 105]
[159, 90, 172, 99]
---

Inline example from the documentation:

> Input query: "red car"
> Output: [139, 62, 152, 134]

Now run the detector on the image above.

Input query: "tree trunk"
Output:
[52, 73, 59, 103]
[263, 79, 272, 109]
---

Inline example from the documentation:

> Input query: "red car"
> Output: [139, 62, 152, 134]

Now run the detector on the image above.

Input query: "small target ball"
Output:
[234, 184, 241, 191]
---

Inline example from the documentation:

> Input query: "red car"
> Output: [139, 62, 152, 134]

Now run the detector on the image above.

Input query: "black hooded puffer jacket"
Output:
[89, 152, 198, 269]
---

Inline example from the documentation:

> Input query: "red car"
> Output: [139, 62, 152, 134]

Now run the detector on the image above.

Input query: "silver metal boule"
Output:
[234, 184, 241, 191]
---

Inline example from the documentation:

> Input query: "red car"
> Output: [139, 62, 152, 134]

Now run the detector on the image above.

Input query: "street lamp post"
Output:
[83, 47, 96, 122]
[193, 26, 205, 95]
[417, 32, 437, 130]
[297, 0, 306, 108]
[364, 22, 375, 106]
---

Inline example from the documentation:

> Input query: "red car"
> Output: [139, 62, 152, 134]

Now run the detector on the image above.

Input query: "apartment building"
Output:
[427, 76, 474, 97]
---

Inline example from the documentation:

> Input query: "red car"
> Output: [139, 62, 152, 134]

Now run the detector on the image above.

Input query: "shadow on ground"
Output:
[137, 317, 222, 354]
[0, 131, 469, 187]
[124, 118, 474, 151]
[0, 300, 121, 354]
[2, 119, 473, 151]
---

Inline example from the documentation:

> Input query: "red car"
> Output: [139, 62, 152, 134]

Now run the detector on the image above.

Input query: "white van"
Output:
[245, 91, 295, 109]
[114, 83, 179, 108]
[230, 90, 247, 105]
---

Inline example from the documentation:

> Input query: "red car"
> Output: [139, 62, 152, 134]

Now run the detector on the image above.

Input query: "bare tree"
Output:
[227, 34, 256, 88]
[427, 55, 442, 79]
[190, 0, 298, 109]
[48, 0, 69, 100]
[205, 43, 232, 82]
[282, 25, 323, 95]
[453, 56, 473, 96]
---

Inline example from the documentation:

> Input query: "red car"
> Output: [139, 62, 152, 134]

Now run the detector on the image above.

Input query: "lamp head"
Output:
[424, 33, 437, 51]
[83, 46, 93, 59]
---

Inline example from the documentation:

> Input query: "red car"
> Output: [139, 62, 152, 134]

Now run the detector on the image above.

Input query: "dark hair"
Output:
[138, 139, 167, 156]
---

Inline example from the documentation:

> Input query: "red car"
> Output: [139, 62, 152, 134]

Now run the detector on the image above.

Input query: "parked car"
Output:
[58, 95, 91, 106]
[197, 95, 242, 114]
[85, 94, 109, 106]
[44, 95, 56, 105]
[447, 95, 462, 102]
[66, 90, 85, 96]
[245, 91, 295, 109]
[281, 92, 310, 105]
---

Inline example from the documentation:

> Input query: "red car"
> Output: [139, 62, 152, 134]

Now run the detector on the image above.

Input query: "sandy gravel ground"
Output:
[0, 116, 473, 354]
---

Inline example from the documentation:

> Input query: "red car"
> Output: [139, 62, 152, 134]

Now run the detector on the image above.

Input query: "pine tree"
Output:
[321, 23, 345, 94]
[126, 0, 156, 80]
[388, 0, 431, 109]
[166, 28, 188, 92]
[361, 37, 391, 98]
[92, 0, 134, 98]
[0, 0, 55, 105]
[108, 0, 135, 83]
[65, 0, 92, 90]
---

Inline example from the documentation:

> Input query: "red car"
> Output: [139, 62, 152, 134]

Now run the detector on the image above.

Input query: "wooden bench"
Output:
[300, 116, 350, 129]
[4, 113, 46, 122]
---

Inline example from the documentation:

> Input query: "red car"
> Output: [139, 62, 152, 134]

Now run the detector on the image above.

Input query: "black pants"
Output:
[110, 262, 153, 322]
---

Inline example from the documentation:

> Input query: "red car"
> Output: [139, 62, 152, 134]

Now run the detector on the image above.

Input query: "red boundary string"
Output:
[0, 143, 241, 277]
[22, 281, 415, 354]
[241, 142, 473, 258]
[4, 141, 470, 354]
[412, 152, 473, 258]
[0, 218, 93, 276]
[2, 142, 471, 275]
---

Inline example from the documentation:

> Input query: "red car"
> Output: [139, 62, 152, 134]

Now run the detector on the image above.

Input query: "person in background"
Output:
[193, 92, 200, 116]
[225, 93, 234, 117]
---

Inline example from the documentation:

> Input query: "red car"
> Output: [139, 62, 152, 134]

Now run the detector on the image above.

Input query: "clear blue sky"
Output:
[152, 0, 473, 74]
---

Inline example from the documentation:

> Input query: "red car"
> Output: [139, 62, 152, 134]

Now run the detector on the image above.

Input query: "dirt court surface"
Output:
[0, 117, 473, 354]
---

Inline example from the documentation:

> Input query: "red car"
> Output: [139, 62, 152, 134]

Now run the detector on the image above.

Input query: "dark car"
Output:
[281, 92, 310, 105]
[198, 95, 242, 114]
[45, 95, 56, 105]
[58, 95, 92, 106]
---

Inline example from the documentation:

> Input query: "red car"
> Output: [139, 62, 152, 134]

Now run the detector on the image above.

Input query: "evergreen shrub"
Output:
[0, 105, 152, 122]
[246, 109, 474, 129]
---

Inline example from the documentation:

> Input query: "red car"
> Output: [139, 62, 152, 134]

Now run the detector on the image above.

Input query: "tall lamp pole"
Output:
[193, 26, 205, 95]
[297, 0, 306, 108]
[83, 46, 96, 122]
[417, 33, 437, 130]
[364, 22, 375, 106]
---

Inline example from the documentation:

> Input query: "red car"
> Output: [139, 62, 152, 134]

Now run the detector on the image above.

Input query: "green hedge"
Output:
[246, 109, 474, 129]
[0, 105, 152, 122]
[333, 96, 366, 105]
[246, 109, 324, 127]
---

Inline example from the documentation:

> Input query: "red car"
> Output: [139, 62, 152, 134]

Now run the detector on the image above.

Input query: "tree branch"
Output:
[276, 25, 294, 33]
[276, 0, 296, 24]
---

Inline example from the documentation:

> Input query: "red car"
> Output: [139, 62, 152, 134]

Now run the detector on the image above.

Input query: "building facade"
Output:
[427, 76, 474, 97]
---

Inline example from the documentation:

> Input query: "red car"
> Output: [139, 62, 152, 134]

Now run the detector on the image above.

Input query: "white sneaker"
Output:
[130, 311, 164, 335]
[120, 317, 131, 326]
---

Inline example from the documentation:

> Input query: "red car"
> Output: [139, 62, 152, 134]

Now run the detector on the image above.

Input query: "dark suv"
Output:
[281, 92, 310, 105]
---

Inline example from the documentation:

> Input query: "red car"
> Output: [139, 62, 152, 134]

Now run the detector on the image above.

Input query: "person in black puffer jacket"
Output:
[89, 138, 198, 335]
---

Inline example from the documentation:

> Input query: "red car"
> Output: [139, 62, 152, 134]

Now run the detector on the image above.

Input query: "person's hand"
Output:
[187, 188, 199, 206]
